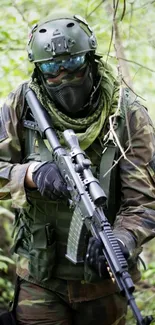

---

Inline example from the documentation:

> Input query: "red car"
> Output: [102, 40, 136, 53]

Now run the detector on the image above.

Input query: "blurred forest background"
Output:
[0, 0, 155, 324]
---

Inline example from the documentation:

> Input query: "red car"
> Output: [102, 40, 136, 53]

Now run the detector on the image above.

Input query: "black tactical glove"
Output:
[86, 237, 130, 278]
[32, 161, 69, 200]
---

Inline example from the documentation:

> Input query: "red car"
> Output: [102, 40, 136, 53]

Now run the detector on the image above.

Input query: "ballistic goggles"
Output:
[38, 55, 86, 76]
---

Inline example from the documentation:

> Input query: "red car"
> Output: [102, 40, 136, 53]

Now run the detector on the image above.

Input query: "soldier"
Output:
[0, 13, 155, 325]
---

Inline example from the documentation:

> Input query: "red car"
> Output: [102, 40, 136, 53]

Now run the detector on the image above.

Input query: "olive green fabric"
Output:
[28, 58, 119, 150]
[1, 56, 155, 303]
[15, 280, 127, 325]
[11, 59, 120, 289]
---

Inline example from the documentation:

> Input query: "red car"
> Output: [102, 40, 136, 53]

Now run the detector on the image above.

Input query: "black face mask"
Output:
[41, 65, 93, 116]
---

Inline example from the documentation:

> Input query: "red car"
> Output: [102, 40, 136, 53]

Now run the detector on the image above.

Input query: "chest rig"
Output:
[21, 87, 133, 225]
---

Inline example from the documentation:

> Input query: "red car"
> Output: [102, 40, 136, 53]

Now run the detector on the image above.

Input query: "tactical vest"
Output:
[12, 87, 133, 287]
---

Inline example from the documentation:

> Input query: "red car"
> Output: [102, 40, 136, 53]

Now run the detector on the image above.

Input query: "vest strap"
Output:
[99, 87, 130, 223]
[99, 141, 117, 199]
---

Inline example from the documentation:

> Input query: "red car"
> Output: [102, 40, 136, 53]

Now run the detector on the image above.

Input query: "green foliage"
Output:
[0, 0, 155, 320]
[0, 277, 14, 307]
[0, 250, 14, 273]
[0, 215, 15, 309]
[142, 262, 155, 285]
[1, 0, 155, 120]
[127, 282, 155, 325]
[0, 249, 15, 307]
[127, 242, 155, 324]
[127, 288, 155, 325]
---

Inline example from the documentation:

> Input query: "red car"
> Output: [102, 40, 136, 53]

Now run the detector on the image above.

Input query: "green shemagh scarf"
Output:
[28, 59, 119, 150]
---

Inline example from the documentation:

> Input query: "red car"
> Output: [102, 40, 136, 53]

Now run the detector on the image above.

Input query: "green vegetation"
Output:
[0, 0, 155, 323]
[0, 212, 15, 310]
[0, 249, 15, 308]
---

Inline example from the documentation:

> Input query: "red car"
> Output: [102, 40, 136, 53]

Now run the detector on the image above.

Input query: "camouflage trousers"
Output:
[15, 280, 127, 325]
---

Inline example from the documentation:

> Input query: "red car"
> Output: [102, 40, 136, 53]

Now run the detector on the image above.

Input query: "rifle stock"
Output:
[25, 88, 153, 325]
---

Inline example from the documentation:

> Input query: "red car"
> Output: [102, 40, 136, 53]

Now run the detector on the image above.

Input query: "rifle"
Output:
[25, 88, 153, 325]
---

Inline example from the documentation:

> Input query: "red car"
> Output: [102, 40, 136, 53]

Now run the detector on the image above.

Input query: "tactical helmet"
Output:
[27, 15, 97, 63]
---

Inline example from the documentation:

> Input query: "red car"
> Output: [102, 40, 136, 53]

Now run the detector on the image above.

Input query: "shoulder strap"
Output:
[22, 86, 53, 162]
[18, 82, 29, 121]
[99, 87, 131, 224]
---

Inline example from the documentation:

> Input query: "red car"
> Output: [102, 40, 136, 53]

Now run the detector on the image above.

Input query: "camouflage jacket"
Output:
[1, 82, 155, 301]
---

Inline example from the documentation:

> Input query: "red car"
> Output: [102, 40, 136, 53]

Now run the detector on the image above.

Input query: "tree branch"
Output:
[11, 0, 30, 27]
[86, 0, 105, 18]
[109, 55, 155, 73]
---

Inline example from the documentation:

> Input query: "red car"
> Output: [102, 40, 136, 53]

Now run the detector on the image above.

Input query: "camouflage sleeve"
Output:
[113, 102, 155, 250]
[0, 83, 31, 209]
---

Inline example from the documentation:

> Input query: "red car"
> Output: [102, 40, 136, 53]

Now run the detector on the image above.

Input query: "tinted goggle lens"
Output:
[38, 55, 86, 75]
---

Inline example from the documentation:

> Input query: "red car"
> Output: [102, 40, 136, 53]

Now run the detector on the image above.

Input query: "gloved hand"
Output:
[86, 237, 109, 278]
[32, 161, 69, 200]
[86, 237, 130, 278]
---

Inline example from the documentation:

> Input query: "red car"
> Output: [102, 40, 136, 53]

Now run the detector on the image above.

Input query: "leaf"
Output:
[0, 255, 15, 265]
[0, 261, 8, 272]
